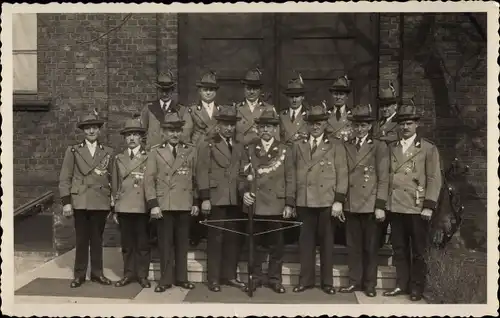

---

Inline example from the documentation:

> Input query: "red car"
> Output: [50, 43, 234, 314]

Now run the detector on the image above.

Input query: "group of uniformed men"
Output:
[58, 68, 442, 301]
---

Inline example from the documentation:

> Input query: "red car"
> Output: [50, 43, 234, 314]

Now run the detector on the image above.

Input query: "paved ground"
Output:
[8, 247, 425, 314]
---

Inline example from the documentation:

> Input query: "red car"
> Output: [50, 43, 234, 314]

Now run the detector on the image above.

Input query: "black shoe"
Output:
[90, 275, 112, 285]
[208, 282, 221, 292]
[383, 287, 407, 297]
[321, 285, 336, 295]
[138, 278, 151, 288]
[410, 292, 423, 301]
[339, 284, 359, 293]
[70, 277, 85, 288]
[223, 278, 247, 289]
[175, 281, 195, 290]
[364, 288, 377, 297]
[115, 276, 135, 287]
[154, 284, 172, 293]
[267, 282, 286, 294]
[245, 280, 263, 292]
[292, 284, 314, 293]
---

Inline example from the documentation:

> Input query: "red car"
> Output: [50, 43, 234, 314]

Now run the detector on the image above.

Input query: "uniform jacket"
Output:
[111, 147, 148, 214]
[239, 139, 295, 216]
[344, 136, 390, 213]
[188, 102, 222, 146]
[141, 100, 193, 150]
[59, 141, 114, 211]
[324, 105, 354, 142]
[144, 142, 198, 212]
[374, 117, 399, 143]
[196, 135, 245, 206]
[288, 135, 349, 208]
[235, 100, 276, 145]
[279, 107, 309, 145]
[388, 135, 442, 214]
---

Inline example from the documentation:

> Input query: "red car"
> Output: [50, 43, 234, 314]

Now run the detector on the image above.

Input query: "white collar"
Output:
[333, 104, 346, 113]
[356, 134, 369, 146]
[401, 133, 417, 146]
[161, 99, 172, 109]
[310, 133, 324, 145]
[85, 139, 97, 148]
[261, 137, 274, 151]
[220, 134, 232, 145]
[202, 101, 215, 108]
[246, 99, 259, 108]
[290, 105, 303, 116]
[128, 145, 141, 156]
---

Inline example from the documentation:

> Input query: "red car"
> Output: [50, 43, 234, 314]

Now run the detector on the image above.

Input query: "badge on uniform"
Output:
[131, 172, 144, 187]
[94, 153, 111, 176]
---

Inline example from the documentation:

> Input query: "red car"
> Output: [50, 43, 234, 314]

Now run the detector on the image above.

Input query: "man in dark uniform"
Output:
[59, 111, 114, 288]
[337, 104, 389, 297]
[324, 75, 354, 142]
[240, 108, 295, 294]
[196, 105, 247, 293]
[111, 118, 151, 288]
[287, 105, 349, 295]
[279, 73, 309, 146]
[383, 103, 442, 301]
[144, 112, 199, 293]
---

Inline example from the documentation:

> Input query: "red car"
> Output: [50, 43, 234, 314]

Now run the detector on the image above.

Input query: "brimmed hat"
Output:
[394, 101, 421, 122]
[329, 75, 351, 93]
[348, 104, 376, 122]
[120, 118, 146, 135]
[305, 105, 330, 122]
[255, 108, 280, 125]
[153, 71, 176, 90]
[241, 68, 263, 86]
[162, 112, 185, 129]
[214, 104, 241, 123]
[196, 70, 219, 89]
[77, 111, 105, 129]
[378, 82, 399, 106]
[284, 73, 306, 95]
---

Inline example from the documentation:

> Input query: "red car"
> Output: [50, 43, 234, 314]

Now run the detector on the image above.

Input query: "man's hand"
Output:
[201, 200, 211, 215]
[374, 208, 386, 222]
[109, 212, 119, 224]
[421, 208, 433, 221]
[243, 192, 256, 206]
[282, 206, 294, 219]
[62, 204, 73, 218]
[191, 205, 200, 216]
[150, 207, 163, 220]
[331, 202, 345, 222]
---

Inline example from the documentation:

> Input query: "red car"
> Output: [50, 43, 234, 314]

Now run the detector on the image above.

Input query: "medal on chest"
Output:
[94, 153, 111, 176]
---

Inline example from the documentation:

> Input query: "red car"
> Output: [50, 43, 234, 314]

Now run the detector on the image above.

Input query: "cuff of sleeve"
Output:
[375, 199, 387, 210]
[285, 196, 295, 208]
[147, 199, 159, 211]
[61, 195, 71, 206]
[199, 189, 210, 201]
[423, 199, 437, 211]
[334, 192, 346, 204]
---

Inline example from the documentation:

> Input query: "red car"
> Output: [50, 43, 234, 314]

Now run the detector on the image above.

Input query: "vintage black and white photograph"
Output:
[1, 2, 498, 317]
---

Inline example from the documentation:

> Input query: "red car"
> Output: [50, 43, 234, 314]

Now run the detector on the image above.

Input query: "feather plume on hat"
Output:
[389, 81, 396, 94]
[321, 100, 328, 111]
[93, 108, 99, 117]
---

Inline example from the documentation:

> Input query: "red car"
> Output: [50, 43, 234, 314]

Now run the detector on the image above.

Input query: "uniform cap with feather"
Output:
[255, 107, 280, 125]
[120, 115, 146, 135]
[394, 98, 421, 122]
[77, 109, 105, 129]
[213, 103, 242, 123]
[154, 70, 177, 90]
[348, 104, 376, 122]
[304, 104, 330, 122]
[284, 71, 306, 95]
[196, 70, 219, 89]
[241, 67, 263, 86]
[378, 82, 399, 106]
[329, 75, 351, 93]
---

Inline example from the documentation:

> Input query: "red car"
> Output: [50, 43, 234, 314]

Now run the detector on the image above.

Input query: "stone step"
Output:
[148, 260, 396, 289]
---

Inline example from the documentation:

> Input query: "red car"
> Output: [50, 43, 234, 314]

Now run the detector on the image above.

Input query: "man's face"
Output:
[199, 87, 217, 103]
[218, 121, 236, 138]
[258, 123, 277, 142]
[353, 121, 372, 139]
[244, 85, 261, 102]
[381, 103, 397, 119]
[125, 132, 142, 149]
[307, 120, 327, 138]
[158, 87, 173, 103]
[398, 120, 419, 139]
[164, 127, 182, 145]
[331, 91, 348, 107]
[83, 125, 101, 142]
[288, 94, 304, 109]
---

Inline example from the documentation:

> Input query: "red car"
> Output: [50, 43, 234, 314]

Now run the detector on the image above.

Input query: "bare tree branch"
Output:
[75, 13, 133, 45]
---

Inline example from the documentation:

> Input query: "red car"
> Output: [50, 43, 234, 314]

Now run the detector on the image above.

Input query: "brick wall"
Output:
[13, 13, 178, 252]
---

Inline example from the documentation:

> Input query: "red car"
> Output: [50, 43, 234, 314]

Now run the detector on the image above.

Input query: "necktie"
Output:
[335, 107, 342, 121]
[311, 138, 318, 154]
[226, 138, 232, 153]
[172, 145, 177, 158]
[130, 150, 134, 160]
[291, 110, 296, 122]
[356, 139, 362, 152]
